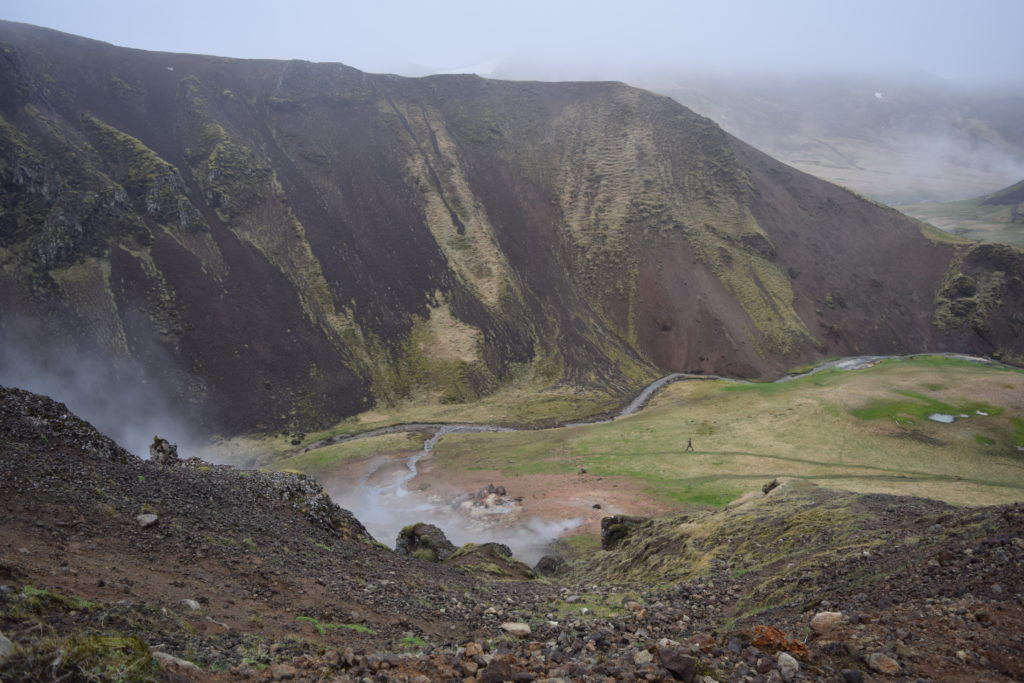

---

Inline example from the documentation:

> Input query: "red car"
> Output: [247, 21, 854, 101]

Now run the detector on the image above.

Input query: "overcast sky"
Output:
[3, 0, 1023, 83]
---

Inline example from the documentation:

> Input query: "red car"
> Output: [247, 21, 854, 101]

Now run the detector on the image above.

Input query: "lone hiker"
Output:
[685, 438, 694, 452]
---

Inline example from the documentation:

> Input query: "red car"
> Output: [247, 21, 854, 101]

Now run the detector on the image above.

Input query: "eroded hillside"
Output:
[1, 21, 1022, 435]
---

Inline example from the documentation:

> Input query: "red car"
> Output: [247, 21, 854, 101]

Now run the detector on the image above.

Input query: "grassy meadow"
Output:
[211, 377, 626, 468]
[899, 198, 1024, 247]
[430, 356, 1024, 508]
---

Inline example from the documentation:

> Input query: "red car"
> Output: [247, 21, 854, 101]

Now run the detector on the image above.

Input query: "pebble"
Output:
[867, 652, 900, 674]
[811, 610, 845, 635]
[180, 598, 201, 611]
[777, 651, 799, 681]
[152, 651, 200, 673]
[0, 632, 13, 664]
[501, 622, 531, 637]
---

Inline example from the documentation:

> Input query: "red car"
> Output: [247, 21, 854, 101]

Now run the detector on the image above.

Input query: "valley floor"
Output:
[2, 356, 1023, 681]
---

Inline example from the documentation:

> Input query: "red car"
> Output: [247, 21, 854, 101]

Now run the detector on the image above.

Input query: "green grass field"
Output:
[899, 199, 1024, 247]
[430, 356, 1024, 508]
[211, 378, 627, 467]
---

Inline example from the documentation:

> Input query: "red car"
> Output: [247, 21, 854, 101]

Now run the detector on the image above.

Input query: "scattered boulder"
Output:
[810, 610, 845, 635]
[866, 652, 900, 674]
[180, 599, 201, 611]
[657, 647, 697, 681]
[480, 654, 515, 682]
[149, 436, 179, 465]
[600, 515, 647, 550]
[446, 542, 534, 579]
[152, 651, 200, 674]
[395, 523, 457, 562]
[135, 513, 159, 528]
[500, 622, 531, 638]
[534, 555, 566, 577]
[762, 478, 780, 495]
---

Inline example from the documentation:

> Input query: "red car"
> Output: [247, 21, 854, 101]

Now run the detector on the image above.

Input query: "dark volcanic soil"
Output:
[1, 385, 1022, 682]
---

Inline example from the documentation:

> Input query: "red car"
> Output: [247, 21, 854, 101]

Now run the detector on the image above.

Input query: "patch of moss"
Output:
[296, 616, 374, 635]
[0, 632, 159, 682]
[399, 635, 428, 650]
[852, 390, 1002, 421]
[933, 245, 1009, 331]
[81, 114, 205, 232]
[20, 585, 95, 613]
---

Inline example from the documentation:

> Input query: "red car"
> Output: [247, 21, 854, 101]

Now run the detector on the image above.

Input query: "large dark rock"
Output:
[534, 555, 567, 577]
[445, 542, 534, 579]
[149, 436, 179, 465]
[601, 515, 648, 550]
[657, 648, 697, 682]
[395, 523, 457, 562]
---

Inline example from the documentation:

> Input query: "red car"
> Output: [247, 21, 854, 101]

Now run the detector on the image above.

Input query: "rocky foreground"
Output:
[1, 385, 1022, 682]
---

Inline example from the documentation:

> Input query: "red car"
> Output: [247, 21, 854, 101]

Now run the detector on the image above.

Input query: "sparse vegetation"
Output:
[296, 616, 375, 635]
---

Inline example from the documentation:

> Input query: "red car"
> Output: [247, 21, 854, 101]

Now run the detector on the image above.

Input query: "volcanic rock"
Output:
[534, 555, 567, 577]
[657, 647, 697, 681]
[395, 523, 457, 562]
[149, 436, 179, 464]
[810, 610, 845, 635]
[500, 622, 531, 638]
[135, 513, 159, 528]
[601, 515, 648, 549]
[777, 651, 799, 681]
[867, 652, 900, 674]
[446, 542, 534, 579]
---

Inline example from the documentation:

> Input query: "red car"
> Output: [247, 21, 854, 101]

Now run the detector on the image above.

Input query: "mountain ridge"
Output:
[1, 20, 1022, 436]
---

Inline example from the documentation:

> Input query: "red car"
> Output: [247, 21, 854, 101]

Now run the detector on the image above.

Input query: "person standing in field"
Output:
[686, 438, 694, 452]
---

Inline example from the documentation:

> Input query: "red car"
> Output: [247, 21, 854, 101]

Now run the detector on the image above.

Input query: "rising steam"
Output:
[0, 322, 205, 459]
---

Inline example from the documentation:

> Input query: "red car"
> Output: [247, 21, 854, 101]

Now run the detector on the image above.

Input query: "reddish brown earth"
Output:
[323, 448, 675, 540]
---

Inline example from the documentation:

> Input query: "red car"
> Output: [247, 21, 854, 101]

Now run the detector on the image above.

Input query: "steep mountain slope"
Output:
[1, 21, 1022, 435]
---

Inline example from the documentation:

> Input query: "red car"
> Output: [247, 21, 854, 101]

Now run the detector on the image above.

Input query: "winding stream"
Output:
[318, 353, 1009, 555]
[312, 352, 1008, 475]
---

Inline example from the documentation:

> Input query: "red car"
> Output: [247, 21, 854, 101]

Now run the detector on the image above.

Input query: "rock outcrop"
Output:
[394, 523, 457, 562]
